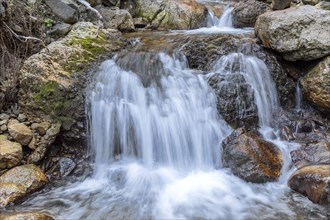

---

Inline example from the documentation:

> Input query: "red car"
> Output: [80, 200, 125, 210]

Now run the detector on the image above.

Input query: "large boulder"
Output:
[122, 0, 208, 29]
[300, 56, 330, 112]
[232, 0, 270, 28]
[0, 165, 48, 207]
[289, 165, 330, 205]
[208, 73, 258, 129]
[8, 123, 33, 146]
[222, 128, 283, 183]
[255, 6, 330, 61]
[96, 6, 135, 31]
[19, 22, 125, 143]
[0, 135, 23, 170]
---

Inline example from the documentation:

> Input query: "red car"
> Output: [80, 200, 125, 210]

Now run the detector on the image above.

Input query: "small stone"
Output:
[8, 123, 33, 146]
[0, 124, 7, 132]
[17, 114, 27, 122]
[27, 145, 47, 164]
[59, 157, 76, 177]
[0, 119, 7, 126]
[45, 122, 61, 145]
[31, 122, 51, 136]
[7, 119, 19, 126]
[0, 135, 23, 170]
[0, 113, 10, 120]
[28, 135, 37, 150]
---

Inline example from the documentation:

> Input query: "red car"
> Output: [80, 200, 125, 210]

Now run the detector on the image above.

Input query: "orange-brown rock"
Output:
[222, 128, 283, 183]
[0, 212, 54, 220]
[289, 165, 330, 205]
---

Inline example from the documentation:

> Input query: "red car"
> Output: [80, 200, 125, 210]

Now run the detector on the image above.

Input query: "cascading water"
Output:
[16, 49, 327, 219]
[295, 80, 303, 111]
[207, 6, 233, 28]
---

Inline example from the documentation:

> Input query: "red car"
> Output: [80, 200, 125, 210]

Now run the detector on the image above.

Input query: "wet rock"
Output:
[302, 0, 320, 5]
[255, 6, 330, 61]
[300, 56, 330, 112]
[232, 0, 270, 28]
[96, 6, 135, 31]
[208, 73, 258, 129]
[222, 128, 283, 183]
[44, 0, 79, 24]
[31, 122, 51, 136]
[59, 157, 76, 176]
[271, 0, 291, 10]
[291, 142, 330, 164]
[8, 123, 33, 146]
[0, 164, 48, 194]
[0, 183, 26, 207]
[0, 135, 22, 170]
[289, 165, 330, 205]
[123, 0, 207, 30]
[0, 212, 54, 220]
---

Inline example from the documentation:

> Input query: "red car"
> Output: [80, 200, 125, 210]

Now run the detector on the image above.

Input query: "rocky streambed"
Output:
[0, 0, 329, 219]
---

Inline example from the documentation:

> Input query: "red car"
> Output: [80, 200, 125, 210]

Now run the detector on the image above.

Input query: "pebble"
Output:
[0, 124, 7, 132]
[17, 114, 27, 122]
[0, 113, 9, 120]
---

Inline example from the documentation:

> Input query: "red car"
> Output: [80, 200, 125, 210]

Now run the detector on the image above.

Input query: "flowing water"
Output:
[295, 80, 304, 111]
[9, 2, 328, 219]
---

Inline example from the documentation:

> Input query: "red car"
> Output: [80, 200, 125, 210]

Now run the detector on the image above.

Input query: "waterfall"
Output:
[295, 80, 303, 111]
[212, 53, 279, 128]
[207, 6, 233, 28]
[88, 53, 230, 170]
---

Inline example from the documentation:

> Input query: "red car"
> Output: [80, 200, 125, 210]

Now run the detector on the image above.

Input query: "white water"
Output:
[207, 6, 233, 28]
[15, 52, 328, 219]
[295, 80, 303, 111]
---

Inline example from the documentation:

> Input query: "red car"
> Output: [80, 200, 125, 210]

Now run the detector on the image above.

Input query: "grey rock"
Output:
[0, 113, 9, 120]
[59, 157, 76, 177]
[302, 0, 320, 5]
[316, 0, 330, 10]
[102, 0, 120, 7]
[44, 0, 79, 24]
[291, 142, 330, 164]
[232, 0, 270, 28]
[17, 114, 26, 122]
[271, 0, 291, 10]
[0, 124, 7, 132]
[48, 23, 72, 37]
[96, 6, 135, 31]
[208, 73, 258, 129]
[0, 93, 4, 111]
[45, 122, 61, 145]
[255, 6, 330, 61]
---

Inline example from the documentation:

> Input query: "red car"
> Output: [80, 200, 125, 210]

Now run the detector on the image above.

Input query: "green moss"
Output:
[64, 33, 108, 74]
[33, 81, 72, 117]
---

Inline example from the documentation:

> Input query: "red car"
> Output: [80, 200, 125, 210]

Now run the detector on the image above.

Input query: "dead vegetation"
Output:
[0, 0, 46, 108]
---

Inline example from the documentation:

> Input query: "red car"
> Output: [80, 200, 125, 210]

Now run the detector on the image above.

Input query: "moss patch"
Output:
[33, 81, 72, 117]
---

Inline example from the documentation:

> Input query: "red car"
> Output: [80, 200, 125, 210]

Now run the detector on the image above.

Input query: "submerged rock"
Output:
[122, 0, 207, 29]
[8, 123, 33, 146]
[232, 0, 270, 28]
[300, 55, 330, 112]
[255, 6, 330, 61]
[0, 165, 48, 207]
[0, 135, 23, 170]
[208, 73, 258, 129]
[289, 165, 330, 205]
[222, 128, 283, 183]
[0, 212, 54, 220]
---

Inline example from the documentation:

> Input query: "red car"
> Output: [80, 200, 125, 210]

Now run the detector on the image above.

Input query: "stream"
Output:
[11, 3, 329, 220]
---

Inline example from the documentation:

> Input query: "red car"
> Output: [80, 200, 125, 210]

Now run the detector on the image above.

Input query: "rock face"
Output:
[255, 6, 330, 61]
[122, 0, 208, 29]
[271, 0, 291, 10]
[0, 135, 23, 170]
[8, 123, 33, 145]
[300, 56, 330, 112]
[289, 165, 330, 205]
[44, 0, 79, 24]
[208, 73, 258, 129]
[96, 6, 135, 31]
[0, 212, 54, 220]
[0, 165, 48, 207]
[232, 0, 270, 28]
[222, 128, 283, 183]
[19, 22, 125, 143]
